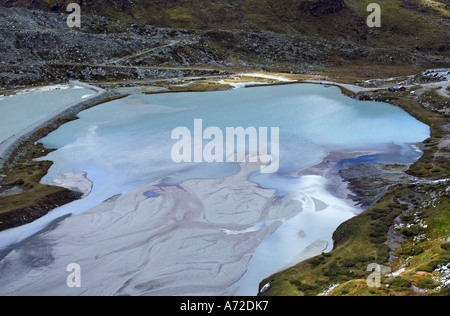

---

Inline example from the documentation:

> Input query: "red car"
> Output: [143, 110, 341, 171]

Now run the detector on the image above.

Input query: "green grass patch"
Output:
[399, 246, 424, 257]
[389, 277, 412, 291]
[441, 243, 450, 251]
[167, 7, 197, 28]
[416, 276, 439, 290]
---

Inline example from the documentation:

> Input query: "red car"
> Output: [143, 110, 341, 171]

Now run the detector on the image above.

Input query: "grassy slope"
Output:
[262, 189, 406, 296]
[263, 184, 449, 296]
[331, 190, 450, 296]
[260, 79, 450, 296]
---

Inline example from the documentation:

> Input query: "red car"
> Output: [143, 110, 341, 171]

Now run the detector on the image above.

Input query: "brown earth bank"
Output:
[0, 189, 82, 231]
[0, 142, 83, 231]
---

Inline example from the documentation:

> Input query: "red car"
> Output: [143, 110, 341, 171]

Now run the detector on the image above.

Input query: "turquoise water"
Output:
[0, 86, 93, 143]
[39, 84, 428, 194]
[0, 84, 430, 295]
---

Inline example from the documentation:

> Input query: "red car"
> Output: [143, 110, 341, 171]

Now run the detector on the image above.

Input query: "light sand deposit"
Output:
[0, 159, 305, 296]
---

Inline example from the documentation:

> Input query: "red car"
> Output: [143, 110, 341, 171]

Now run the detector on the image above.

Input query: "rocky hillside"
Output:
[0, 0, 449, 88]
[2, 0, 448, 46]
[1, 0, 364, 37]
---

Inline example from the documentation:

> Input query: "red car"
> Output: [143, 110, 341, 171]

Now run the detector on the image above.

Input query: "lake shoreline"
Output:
[0, 81, 113, 170]
[0, 83, 123, 232]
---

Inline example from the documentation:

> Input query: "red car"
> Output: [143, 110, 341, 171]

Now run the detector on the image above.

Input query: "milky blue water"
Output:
[0, 84, 429, 243]
[0, 86, 93, 143]
[37, 84, 427, 196]
[0, 84, 430, 294]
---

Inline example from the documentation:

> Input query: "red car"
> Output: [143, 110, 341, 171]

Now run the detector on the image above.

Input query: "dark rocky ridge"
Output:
[0, 1, 449, 89]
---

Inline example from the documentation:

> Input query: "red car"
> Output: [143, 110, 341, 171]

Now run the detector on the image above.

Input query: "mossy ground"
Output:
[330, 192, 450, 296]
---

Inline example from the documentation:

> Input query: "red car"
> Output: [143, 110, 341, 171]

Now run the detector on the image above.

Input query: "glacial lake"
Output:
[0, 84, 429, 296]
